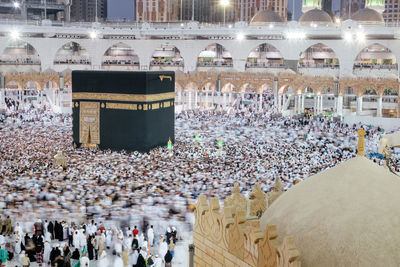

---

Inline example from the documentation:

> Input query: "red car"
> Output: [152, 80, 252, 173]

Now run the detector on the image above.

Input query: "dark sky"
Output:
[108, 0, 135, 21]
[107, 0, 341, 21]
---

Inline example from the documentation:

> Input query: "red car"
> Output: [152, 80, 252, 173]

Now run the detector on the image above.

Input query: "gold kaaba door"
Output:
[79, 102, 100, 145]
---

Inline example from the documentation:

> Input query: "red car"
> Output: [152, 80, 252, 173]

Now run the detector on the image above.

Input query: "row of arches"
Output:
[0, 41, 397, 74]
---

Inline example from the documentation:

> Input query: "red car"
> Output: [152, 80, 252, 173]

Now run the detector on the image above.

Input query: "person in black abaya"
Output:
[136, 252, 146, 267]
[34, 235, 44, 265]
[25, 235, 36, 262]
[87, 236, 94, 260]
[50, 245, 61, 266]
[47, 221, 54, 240]
[71, 248, 80, 267]
[54, 221, 63, 241]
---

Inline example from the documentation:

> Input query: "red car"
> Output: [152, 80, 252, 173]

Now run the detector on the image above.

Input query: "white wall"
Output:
[343, 115, 400, 132]
[0, 36, 399, 77]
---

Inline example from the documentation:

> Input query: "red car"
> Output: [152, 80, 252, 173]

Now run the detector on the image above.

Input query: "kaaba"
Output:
[72, 70, 175, 152]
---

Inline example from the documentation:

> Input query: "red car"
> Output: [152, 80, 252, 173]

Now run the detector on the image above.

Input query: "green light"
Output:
[302, 0, 321, 8]
[167, 138, 172, 150]
[366, 0, 384, 5]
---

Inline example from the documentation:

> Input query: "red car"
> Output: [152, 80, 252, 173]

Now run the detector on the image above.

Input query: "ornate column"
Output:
[301, 94, 305, 113]
[337, 95, 343, 116]
[212, 91, 216, 109]
[278, 94, 282, 112]
[314, 95, 318, 114]
[377, 96, 383, 117]
[205, 91, 208, 109]
[294, 94, 298, 114]
[188, 90, 192, 110]
[274, 77, 278, 111]
[223, 92, 226, 109]
[0, 75, 5, 110]
[194, 90, 198, 109]
[320, 95, 323, 114]
[259, 92, 263, 112]
[356, 96, 363, 115]
[240, 92, 244, 109]
[229, 92, 232, 108]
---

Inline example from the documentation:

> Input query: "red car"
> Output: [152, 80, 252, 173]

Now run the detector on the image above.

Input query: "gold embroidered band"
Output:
[72, 92, 175, 102]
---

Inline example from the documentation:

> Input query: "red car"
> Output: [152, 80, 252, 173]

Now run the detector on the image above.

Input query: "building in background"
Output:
[136, 0, 179, 22]
[179, 0, 287, 23]
[322, 0, 332, 14]
[70, 0, 107, 22]
[383, 0, 400, 23]
[340, 0, 365, 19]
[0, 0, 71, 21]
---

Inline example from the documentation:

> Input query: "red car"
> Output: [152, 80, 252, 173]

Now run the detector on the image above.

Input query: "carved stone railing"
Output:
[193, 182, 300, 267]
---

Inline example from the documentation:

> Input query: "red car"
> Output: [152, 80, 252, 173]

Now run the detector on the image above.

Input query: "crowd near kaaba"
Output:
[0, 95, 396, 267]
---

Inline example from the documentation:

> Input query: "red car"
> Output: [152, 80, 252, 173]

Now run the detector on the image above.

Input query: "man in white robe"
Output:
[147, 225, 154, 247]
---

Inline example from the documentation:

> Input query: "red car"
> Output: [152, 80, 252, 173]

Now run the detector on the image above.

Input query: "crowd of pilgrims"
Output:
[0, 96, 394, 266]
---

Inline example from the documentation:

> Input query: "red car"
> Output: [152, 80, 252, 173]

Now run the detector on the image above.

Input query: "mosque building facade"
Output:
[0, 0, 399, 119]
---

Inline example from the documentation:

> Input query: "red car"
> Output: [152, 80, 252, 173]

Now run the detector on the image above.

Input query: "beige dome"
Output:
[261, 156, 400, 267]
[250, 10, 283, 25]
[352, 8, 384, 23]
[299, 8, 332, 23]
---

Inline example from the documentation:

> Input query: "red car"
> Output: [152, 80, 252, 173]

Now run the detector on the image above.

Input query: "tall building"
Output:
[70, 0, 107, 22]
[0, 0, 71, 21]
[136, 0, 179, 22]
[340, 0, 365, 19]
[180, 0, 287, 23]
[383, 0, 399, 23]
[322, 0, 332, 14]
[302, 0, 321, 12]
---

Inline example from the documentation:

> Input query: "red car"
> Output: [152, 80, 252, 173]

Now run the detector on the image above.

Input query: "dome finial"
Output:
[302, 0, 322, 13]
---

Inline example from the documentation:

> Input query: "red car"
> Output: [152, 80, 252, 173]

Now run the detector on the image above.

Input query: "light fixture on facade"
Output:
[356, 31, 365, 43]
[236, 32, 245, 40]
[13, 2, 20, 8]
[286, 31, 306, 40]
[89, 30, 98, 39]
[343, 31, 353, 42]
[9, 30, 20, 40]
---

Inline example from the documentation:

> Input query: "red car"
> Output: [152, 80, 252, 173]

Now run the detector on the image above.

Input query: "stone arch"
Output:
[175, 82, 184, 91]
[200, 81, 216, 91]
[240, 83, 256, 93]
[150, 43, 184, 69]
[278, 84, 294, 94]
[364, 88, 377, 95]
[5, 80, 22, 89]
[44, 80, 59, 89]
[298, 43, 340, 68]
[197, 43, 233, 68]
[101, 42, 139, 68]
[344, 87, 356, 95]
[23, 80, 41, 90]
[246, 43, 284, 69]
[353, 43, 398, 74]
[324, 86, 334, 95]
[384, 87, 398, 96]
[260, 83, 273, 94]
[221, 82, 235, 92]
[54, 41, 91, 65]
[184, 81, 199, 91]
[0, 39, 41, 68]
[305, 87, 314, 94]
